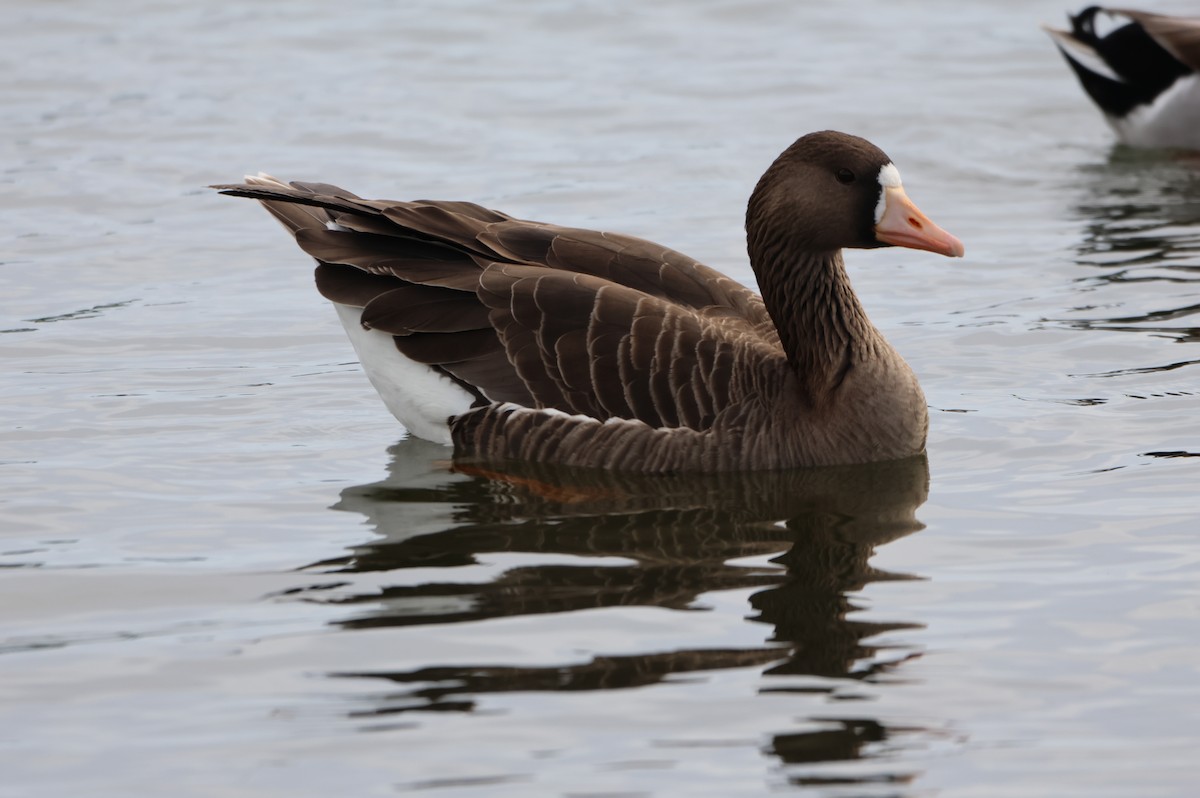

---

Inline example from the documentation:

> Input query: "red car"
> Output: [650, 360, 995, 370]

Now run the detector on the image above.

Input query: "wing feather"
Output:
[1115, 8, 1200, 71]
[476, 262, 783, 430]
[217, 178, 786, 433]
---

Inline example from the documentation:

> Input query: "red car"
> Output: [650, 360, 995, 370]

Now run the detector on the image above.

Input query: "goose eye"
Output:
[836, 168, 856, 184]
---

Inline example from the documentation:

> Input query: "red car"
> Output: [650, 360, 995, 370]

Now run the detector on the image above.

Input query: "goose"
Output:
[1045, 7, 1200, 149]
[214, 131, 963, 472]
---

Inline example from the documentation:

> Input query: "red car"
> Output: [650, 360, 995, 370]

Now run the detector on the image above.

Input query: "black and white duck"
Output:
[1045, 6, 1200, 149]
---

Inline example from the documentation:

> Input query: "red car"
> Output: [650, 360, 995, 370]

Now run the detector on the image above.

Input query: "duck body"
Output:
[216, 131, 962, 472]
[1046, 7, 1200, 149]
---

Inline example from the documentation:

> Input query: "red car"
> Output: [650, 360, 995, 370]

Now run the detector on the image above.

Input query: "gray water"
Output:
[3, 1, 1200, 795]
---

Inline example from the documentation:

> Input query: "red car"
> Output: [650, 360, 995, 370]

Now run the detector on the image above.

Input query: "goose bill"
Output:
[874, 186, 965, 257]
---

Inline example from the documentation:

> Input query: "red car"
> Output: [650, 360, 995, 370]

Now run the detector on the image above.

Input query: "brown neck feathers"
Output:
[753, 245, 873, 402]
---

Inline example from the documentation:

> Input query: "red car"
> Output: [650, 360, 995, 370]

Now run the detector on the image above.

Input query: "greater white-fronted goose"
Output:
[1045, 7, 1200, 149]
[215, 131, 963, 472]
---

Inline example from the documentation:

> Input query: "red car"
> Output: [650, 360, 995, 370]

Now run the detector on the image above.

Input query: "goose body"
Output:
[216, 131, 962, 472]
[1046, 7, 1200, 149]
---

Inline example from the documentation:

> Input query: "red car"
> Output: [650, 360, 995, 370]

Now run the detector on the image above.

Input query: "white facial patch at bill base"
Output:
[874, 163, 903, 223]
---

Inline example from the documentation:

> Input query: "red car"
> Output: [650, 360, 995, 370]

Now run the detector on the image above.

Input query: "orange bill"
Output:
[874, 186, 965, 257]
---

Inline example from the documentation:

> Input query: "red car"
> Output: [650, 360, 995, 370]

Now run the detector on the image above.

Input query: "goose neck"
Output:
[754, 247, 874, 398]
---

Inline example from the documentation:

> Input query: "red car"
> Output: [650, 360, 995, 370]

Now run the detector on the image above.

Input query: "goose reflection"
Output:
[306, 439, 928, 676]
[293, 439, 930, 781]
[1060, 149, 1200, 342]
[1072, 148, 1200, 269]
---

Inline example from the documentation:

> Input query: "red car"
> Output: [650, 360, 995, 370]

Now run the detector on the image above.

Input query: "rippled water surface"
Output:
[4, 1, 1200, 796]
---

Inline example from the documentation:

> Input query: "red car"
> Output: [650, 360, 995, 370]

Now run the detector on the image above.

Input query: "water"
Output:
[3, 1, 1199, 795]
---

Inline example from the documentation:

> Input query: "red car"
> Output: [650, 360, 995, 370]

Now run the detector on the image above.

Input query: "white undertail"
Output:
[1108, 74, 1200, 149]
[332, 303, 474, 443]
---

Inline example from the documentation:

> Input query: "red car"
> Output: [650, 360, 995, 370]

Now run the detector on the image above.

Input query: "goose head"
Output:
[746, 130, 964, 264]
